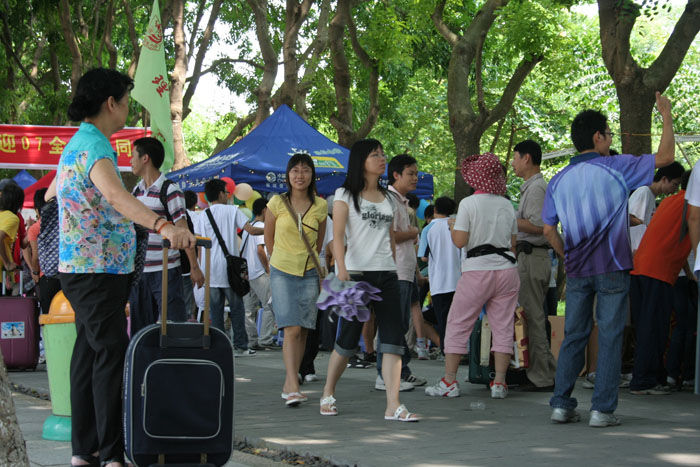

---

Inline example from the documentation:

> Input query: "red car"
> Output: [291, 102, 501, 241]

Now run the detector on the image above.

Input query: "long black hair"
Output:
[340, 138, 387, 212]
[285, 153, 316, 203]
[67, 68, 134, 121]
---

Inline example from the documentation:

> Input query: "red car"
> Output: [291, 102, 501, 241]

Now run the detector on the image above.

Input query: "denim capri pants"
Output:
[335, 270, 405, 357]
[270, 265, 319, 329]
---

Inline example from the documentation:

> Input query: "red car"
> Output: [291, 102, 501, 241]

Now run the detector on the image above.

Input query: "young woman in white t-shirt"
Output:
[320, 138, 420, 422]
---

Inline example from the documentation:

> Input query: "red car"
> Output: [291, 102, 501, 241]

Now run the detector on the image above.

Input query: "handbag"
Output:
[37, 198, 58, 278]
[205, 208, 250, 297]
[281, 194, 326, 289]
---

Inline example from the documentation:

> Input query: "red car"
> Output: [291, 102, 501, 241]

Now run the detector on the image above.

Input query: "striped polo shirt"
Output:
[132, 174, 186, 272]
[542, 152, 654, 278]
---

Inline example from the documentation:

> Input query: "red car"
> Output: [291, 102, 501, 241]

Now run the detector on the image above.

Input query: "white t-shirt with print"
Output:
[685, 164, 700, 272]
[241, 219, 266, 281]
[453, 194, 517, 272]
[334, 187, 396, 272]
[193, 203, 250, 288]
[425, 217, 461, 295]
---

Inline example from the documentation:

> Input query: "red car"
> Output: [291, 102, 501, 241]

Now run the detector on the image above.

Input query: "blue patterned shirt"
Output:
[57, 123, 135, 274]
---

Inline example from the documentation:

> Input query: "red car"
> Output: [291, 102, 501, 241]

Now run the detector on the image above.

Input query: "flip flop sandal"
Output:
[71, 455, 100, 467]
[384, 404, 420, 422]
[320, 395, 338, 416]
[282, 392, 307, 407]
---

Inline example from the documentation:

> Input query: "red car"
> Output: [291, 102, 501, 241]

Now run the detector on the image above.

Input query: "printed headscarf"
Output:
[460, 152, 507, 196]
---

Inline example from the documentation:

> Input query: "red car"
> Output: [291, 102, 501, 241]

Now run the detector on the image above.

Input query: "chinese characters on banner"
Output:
[0, 125, 151, 170]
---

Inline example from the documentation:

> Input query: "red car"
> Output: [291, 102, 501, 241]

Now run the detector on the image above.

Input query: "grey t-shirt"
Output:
[516, 172, 548, 246]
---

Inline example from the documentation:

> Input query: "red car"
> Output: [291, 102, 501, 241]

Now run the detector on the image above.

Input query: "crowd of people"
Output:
[0, 67, 697, 465]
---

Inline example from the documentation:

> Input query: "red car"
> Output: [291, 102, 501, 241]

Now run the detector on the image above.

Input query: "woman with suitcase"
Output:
[320, 139, 420, 422]
[51, 68, 194, 467]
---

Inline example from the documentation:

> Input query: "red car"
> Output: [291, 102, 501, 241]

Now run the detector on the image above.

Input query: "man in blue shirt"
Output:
[542, 92, 675, 427]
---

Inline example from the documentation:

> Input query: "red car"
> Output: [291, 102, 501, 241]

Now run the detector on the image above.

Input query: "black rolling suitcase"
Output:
[124, 238, 234, 466]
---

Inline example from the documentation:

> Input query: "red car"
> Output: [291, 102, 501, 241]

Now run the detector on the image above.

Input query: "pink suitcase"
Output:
[1, 271, 40, 370]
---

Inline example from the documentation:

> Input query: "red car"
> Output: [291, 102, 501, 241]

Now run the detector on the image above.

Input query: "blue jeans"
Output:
[550, 271, 629, 413]
[210, 287, 248, 350]
[377, 279, 413, 379]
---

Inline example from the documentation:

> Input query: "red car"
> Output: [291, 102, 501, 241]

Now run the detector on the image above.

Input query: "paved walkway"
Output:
[10, 350, 700, 466]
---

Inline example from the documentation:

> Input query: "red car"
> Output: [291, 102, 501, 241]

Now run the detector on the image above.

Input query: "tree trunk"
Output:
[329, 0, 379, 148]
[598, 0, 700, 156]
[0, 351, 29, 465]
[58, 0, 83, 97]
[247, 0, 278, 127]
[434, 0, 541, 201]
[616, 83, 655, 155]
[169, 0, 190, 170]
[211, 113, 256, 154]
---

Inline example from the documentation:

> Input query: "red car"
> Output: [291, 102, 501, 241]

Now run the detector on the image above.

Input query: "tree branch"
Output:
[475, 32, 486, 115]
[186, 0, 207, 64]
[183, 0, 224, 118]
[645, 0, 700, 92]
[247, 0, 279, 125]
[211, 113, 256, 154]
[431, 0, 459, 46]
[0, 6, 45, 98]
[597, 0, 639, 87]
[186, 58, 266, 83]
[123, 0, 139, 77]
[58, 0, 82, 96]
[102, 0, 117, 69]
[489, 115, 507, 153]
[485, 54, 542, 129]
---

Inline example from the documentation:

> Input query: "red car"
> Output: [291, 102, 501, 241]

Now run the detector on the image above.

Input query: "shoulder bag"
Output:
[281, 195, 327, 289]
[205, 208, 250, 297]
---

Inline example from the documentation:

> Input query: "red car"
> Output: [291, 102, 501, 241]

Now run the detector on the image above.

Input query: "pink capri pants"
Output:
[444, 267, 520, 355]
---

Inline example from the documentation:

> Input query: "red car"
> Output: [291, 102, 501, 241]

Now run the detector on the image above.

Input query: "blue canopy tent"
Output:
[168, 105, 433, 198]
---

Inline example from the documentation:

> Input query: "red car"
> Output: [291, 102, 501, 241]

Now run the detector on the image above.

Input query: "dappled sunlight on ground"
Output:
[656, 453, 700, 465]
[263, 437, 336, 446]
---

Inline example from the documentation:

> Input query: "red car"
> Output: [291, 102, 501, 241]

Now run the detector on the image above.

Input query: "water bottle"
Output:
[470, 400, 486, 410]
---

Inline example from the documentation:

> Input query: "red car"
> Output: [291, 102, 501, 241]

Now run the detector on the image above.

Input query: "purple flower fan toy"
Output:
[316, 273, 382, 322]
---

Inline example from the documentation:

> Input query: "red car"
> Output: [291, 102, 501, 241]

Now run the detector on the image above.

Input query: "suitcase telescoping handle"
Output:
[1, 270, 23, 296]
[161, 236, 212, 348]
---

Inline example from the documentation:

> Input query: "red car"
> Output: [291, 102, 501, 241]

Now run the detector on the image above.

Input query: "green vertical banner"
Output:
[132, 0, 175, 173]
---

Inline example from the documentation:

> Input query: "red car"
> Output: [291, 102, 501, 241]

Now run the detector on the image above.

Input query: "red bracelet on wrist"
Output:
[157, 221, 173, 235]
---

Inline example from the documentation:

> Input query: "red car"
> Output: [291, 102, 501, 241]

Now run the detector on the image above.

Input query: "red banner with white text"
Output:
[0, 125, 151, 171]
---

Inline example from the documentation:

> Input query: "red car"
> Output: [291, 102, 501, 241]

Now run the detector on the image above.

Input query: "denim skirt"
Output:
[270, 265, 319, 329]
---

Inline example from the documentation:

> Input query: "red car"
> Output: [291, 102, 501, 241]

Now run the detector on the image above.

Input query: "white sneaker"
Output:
[424, 378, 460, 397]
[490, 381, 508, 399]
[416, 346, 430, 360]
[403, 374, 427, 387]
[234, 348, 256, 357]
[304, 374, 319, 383]
[375, 375, 414, 392]
[582, 372, 595, 389]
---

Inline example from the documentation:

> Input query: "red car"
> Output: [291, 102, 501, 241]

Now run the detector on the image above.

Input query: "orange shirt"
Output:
[631, 190, 691, 284]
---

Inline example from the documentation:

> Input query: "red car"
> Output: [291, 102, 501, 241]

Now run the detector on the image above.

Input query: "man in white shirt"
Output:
[629, 161, 684, 226]
[242, 197, 276, 349]
[422, 197, 460, 352]
[129, 137, 202, 335]
[193, 179, 263, 355]
[629, 162, 684, 251]
[682, 164, 700, 395]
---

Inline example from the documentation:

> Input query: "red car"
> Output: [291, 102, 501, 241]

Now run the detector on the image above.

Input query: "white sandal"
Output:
[320, 395, 338, 416]
[384, 404, 420, 422]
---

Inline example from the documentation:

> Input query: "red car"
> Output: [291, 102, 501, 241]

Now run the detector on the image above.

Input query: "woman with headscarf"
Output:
[424, 152, 520, 400]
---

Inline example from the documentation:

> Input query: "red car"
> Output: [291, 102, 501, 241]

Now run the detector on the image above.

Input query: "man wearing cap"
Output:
[510, 139, 557, 391]
[425, 153, 519, 400]
[542, 92, 676, 427]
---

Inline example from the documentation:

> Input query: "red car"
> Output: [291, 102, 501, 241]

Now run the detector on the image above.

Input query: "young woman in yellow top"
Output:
[264, 153, 327, 407]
